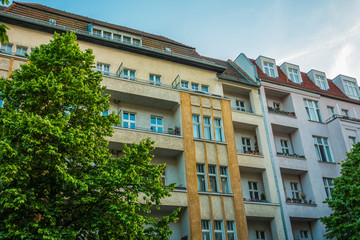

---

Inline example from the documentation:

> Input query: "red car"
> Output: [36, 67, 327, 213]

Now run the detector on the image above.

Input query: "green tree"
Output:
[0, 0, 10, 44]
[320, 142, 360, 240]
[0, 32, 178, 239]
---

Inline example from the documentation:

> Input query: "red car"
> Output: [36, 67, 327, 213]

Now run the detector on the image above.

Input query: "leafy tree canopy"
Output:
[0, 32, 178, 239]
[0, 0, 9, 44]
[320, 142, 360, 240]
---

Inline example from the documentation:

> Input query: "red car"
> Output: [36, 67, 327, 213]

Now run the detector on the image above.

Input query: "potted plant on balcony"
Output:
[286, 198, 291, 203]
[174, 126, 180, 135]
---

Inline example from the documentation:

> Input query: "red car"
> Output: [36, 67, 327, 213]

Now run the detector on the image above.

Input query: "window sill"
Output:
[194, 138, 227, 145]
[318, 160, 337, 165]
[308, 120, 325, 124]
[197, 191, 234, 197]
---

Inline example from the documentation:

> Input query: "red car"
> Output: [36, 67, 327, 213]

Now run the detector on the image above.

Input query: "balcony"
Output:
[247, 217, 274, 240]
[268, 106, 295, 117]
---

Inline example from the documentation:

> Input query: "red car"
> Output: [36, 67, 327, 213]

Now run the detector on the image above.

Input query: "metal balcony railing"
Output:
[114, 125, 181, 136]
[325, 114, 360, 124]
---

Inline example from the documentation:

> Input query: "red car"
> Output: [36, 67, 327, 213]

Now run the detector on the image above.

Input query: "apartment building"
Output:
[233, 53, 360, 240]
[0, 2, 288, 239]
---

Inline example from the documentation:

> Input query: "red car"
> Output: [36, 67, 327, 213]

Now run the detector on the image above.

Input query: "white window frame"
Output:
[290, 182, 300, 199]
[226, 221, 236, 240]
[220, 166, 230, 193]
[342, 109, 349, 117]
[15, 45, 28, 56]
[323, 178, 334, 199]
[1, 43, 13, 54]
[122, 112, 136, 129]
[327, 106, 335, 117]
[349, 136, 357, 147]
[208, 165, 218, 192]
[97, 63, 110, 75]
[181, 81, 189, 89]
[264, 62, 275, 77]
[304, 99, 322, 122]
[242, 137, 251, 153]
[201, 85, 209, 93]
[280, 139, 290, 154]
[123, 69, 136, 80]
[149, 74, 161, 86]
[236, 100, 246, 112]
[256, 230, 266, 240]
[313, 136, 333, 162]
[203, 116, 212, 140]
[202, 220, 212, 240]
[191, 83, 199, 91]
[248, 181, 259, 200]
[214, 220, 225, 240]
[343, 80, 359, 98]
[214, 118, 223, 142]
[192, 114, 201, 138]
[289, 68, 300, 83]
[150, 116, 163, 133]
[197, 164, 207, 192]
[315, 74, 327, 90]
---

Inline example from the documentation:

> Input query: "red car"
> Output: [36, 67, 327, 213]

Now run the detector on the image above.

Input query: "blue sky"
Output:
[7, 0, 360, 82]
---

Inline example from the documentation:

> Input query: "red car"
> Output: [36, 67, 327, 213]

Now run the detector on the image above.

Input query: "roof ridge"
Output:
[10, 1, 195, 49]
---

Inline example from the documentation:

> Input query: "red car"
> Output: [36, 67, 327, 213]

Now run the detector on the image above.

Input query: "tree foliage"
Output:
[320, 142, 360, 240]
[0, 0, 9, 44]
[0, 32, 178, 239]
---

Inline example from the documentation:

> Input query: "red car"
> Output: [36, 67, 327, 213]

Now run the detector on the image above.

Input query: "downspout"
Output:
[257, 78, 289, 240]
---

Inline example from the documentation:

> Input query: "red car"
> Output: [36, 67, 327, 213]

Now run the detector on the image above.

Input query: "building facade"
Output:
[0, 2, 359, 240]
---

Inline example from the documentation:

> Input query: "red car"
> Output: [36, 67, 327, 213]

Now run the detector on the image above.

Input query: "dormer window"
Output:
[315, 75, 327, 90]
[343, 80, 359, 98]
[264, 62, 275, 77]
[289, 68, 300, 83]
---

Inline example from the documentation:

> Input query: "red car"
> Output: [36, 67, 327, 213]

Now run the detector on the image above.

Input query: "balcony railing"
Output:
[276, 152, 305, 159]
[285, 198, 315, 205]
[326, 114, 360, 124]
[231, 107, 253, 114]
[114, 125, 181, 136]
[237, 149, 262, 156]
[268, 107, 295, 117]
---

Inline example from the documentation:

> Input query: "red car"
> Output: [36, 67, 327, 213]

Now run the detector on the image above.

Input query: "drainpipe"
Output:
[257, 80, 289, 240]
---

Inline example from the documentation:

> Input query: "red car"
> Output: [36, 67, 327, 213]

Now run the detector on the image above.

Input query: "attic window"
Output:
[315, 75, 327, 90]
[49, 19, 56, 25]
[165, 47, 172, 52]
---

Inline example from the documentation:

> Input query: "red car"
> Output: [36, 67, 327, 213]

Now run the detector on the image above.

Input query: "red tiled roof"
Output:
[249, 59, 360, 104]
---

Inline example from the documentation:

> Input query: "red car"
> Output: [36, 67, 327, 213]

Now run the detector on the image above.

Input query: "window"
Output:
[103, 31, 111, 39]
[208, 165, 218, 192]
[280, 139, 290, 154]
[181, 81, 189, 89]
[123, 69, 136, 80]
[113, 34, 121, 41]
[191, 83, 199, 91]
[93, 29, 101, 37]
[97, 63, 110, 75]
[15, 46, 27, 56]
[236, 100, 246, 112]
[323, 178, 334, 199]
[0, 43, 13, 54]
[227, 221, 236, 240]
[203, 116, 212, 140]
[214, 118, 223, 142]
[342, 109, 349, 117]
[220, 167, 230, 193]
[123, 36, 131, 44]
[192, 114, 201, 138]
[214, 220, 224, 240]
[288, 68, 300, 83]
[201, 85, 209, 93]
[122, 112, 135, 129]
[315, 74, 327, 90]
[327, 106, 335, 117]
[313, 136, 333, 162]
[133, 38, 141, 46]
[273, 102, 280, 110]
[349, 136, 357, 147]
[256, 231, 266, 240]
[242, 137, 251, 153]
[344, 80, 359, 98]
[300, 230, 310, 239]
[150, 116, 163, 133]
[290, 182, 300, 199]
[304, 99, 322, 122]
[149, 74, 161, 86]
[197, 164, 207, 191]
[202, 220, 211, 240]
[264, 62, 275, 77]
[248, 181, 259, 200]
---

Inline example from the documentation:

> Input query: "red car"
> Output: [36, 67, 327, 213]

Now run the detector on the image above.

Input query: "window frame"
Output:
[236, 100, 246, 112]
[214, 220, 225, 240]
[341, 109, 349, 117]
[149, 74, 161, 86]
[181, 81, 189, 89]
[122, 112, 136, 129]
[220, 166, 230, 193]
[256, 230, 266, 240]
[0, 43, 13, 54]
[214, 118, 223, 142]
[201, 85, 209, 93]
[264, 62, 275, 78]
[315, 74, 327, 90]
[323, 177, 334, 199]
[343, 80, 359, 98]
[191, 83, 199, 91]
[203, 116, 212, 140]
[192, 114, 201, 139]
[280, 139, 290, 154]
[123, 69, 136, 80]
[288, 68, 300, 83]
[201, 220, 212, 240]
[313, 136, 334, 162]
[15, 45, 28, 56]
[197, 164, 207, 192]
[290, 182, 300, 199]
[304, 99, 322, 122]
[248, 181, 259, 200]
[208, 165, 218, 192]
[97, 63, 110, 75]
[242, 137, 252, 153]
[327, 106, 335, 117]
[226, 221, 236, 240]
[150, 116, 163, 133]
